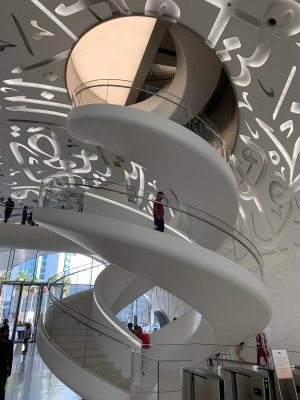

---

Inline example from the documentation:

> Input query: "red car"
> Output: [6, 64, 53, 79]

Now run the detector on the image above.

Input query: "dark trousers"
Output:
[0, 371, 7, 400]
[23, 338, 28, 352]
[154, 218, 164, 232]
[4, 209, 12, 223]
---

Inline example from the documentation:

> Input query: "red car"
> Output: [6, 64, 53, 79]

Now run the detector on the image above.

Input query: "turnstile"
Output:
[292, 368, 300, 398]
[219, 366, 272, 400]
[182, 369, 224, 400]
[251, 366, 280, 400]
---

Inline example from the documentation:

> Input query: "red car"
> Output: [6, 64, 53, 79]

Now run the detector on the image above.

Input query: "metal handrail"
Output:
[72, 81, 221, 135]
[40, 176, 263, 272]
[73, 79, 199, 115]
[71, 78, 229, 160]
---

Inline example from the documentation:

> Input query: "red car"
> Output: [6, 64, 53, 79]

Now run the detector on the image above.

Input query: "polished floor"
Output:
[6, 343, 81, 400]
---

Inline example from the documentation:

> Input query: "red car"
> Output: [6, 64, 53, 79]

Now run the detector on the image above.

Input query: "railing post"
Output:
[232, 228, 237, 263]
[130, 352, 135, 400]
[83, 324, 89, 370]
[157, 359, 160, 400]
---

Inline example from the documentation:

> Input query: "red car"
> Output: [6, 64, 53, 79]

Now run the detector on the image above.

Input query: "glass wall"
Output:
[0, 250, 95, 283]
[0, 249, 102, 341]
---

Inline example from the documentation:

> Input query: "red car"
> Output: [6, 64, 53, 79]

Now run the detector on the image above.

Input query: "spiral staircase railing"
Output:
[43, 261, 300, 396]
[38, 176, 263, 279]
[71, 79, 231, 163]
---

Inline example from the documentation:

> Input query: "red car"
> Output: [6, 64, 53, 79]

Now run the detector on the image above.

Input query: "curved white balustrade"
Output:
[35, 207, 271, 345]
[35, 99, 271, 399]
[67, 105, 237, 226]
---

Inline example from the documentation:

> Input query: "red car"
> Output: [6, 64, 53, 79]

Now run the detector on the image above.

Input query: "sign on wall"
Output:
[272, 349, 297, 400]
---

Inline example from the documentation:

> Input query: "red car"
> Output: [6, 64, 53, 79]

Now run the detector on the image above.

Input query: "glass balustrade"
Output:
[37, 176, 269, 397]
[38, 176, 263, 280]
[71, 79, 230, 162]
[44, 260, 300, 398]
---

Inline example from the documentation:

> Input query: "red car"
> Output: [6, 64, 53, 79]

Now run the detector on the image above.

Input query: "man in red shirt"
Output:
[153, 191, 165, 232]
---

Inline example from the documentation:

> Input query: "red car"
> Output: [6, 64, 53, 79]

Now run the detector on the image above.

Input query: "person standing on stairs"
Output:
[0, 325, 13, 400]
[153, 191, 165, 232]
[127, 323, 135, 334]
[135, 326, 150, 349]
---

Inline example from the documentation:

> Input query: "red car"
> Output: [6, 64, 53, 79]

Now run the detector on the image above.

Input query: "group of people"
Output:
[127, 323, 150, 349]
[2, 320, 31, 354]
[2, 191, 166, 227]
[0, 197, 36, 225]
[0, 319, 31, 398]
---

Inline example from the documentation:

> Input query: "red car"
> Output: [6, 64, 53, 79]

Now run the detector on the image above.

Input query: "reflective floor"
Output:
[6, 344, 81, 400]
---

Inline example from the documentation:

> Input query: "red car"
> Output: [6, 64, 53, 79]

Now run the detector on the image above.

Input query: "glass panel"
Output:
[0, 284, 21, 340]
[39, 284, 49, 325]
[131, 352, 159, 400]
[17, 285, 41, 341]
[10, 261, 36, 281]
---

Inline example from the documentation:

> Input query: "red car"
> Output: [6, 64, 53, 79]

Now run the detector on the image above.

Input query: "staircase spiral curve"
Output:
[35, 82, 272, 400]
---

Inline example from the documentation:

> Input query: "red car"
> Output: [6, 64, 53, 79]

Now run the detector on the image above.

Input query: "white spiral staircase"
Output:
[35, 83, 272, 400]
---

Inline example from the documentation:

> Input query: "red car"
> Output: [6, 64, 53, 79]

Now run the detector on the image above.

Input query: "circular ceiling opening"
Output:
[66, 16, 238, 153]
[66, 16, 177, 106]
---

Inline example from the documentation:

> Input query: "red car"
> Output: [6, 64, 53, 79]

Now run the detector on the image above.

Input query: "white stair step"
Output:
[54, 335, 96, 343]
[91, 362, 115, 373]
[114, 377, 131, 391]
[52, 329, 92, 335]
[90, 365, 122, 381]
[75, 355, 107, 366]
[66, 348, 104, 358]
[58, 341, 99, 350]
[98, 369, 122, 381]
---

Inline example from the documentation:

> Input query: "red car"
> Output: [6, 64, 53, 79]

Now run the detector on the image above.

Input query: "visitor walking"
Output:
[22, 323, 31, 354]
[0, 325, 13, 400]
[153, 191, 165, 232]
[3, 198, 14, 223]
